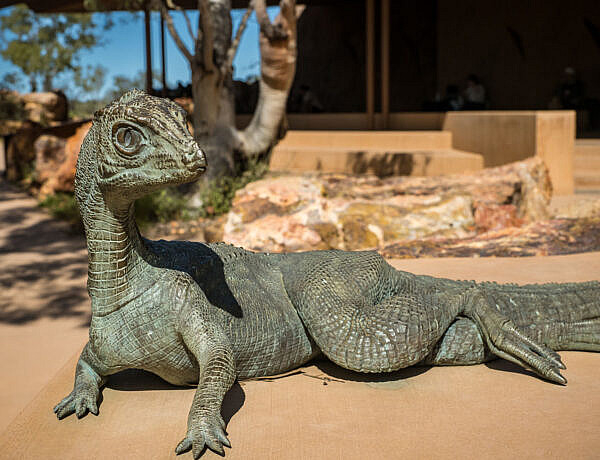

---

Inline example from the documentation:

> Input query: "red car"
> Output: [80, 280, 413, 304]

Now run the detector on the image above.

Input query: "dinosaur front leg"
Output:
[176, 311, 235, 458]
[460, 287, 567, 384]
[54, 343, 107, 419]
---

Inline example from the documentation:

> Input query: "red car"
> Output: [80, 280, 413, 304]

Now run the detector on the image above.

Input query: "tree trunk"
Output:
[194, 76, 239, 182]
[188, 0, 237, 182]
[236, 0, 297, 156]
[159, 0, 297, 186]
[42, 73, 53, 92]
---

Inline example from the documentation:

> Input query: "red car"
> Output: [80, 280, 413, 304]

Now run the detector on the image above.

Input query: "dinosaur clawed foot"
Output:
[176, 413, 230, 458]
[464, 288, 567, 385]
[488, 319, 567, 385]
[53, 388, 99, 419]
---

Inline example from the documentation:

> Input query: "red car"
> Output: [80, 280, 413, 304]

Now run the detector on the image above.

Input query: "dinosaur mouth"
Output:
[186, 153, 207, 174]
[188, 163, 206, 173]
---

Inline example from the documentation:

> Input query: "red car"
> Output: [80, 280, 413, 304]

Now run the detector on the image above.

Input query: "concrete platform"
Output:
[270, 130, 483, 177]
[574, 139, 600, 191]
[2, 252, 599, 460]
[275, 130, 453, 150]
[269, 147, 483, 176]
[443, 111, 575, 195]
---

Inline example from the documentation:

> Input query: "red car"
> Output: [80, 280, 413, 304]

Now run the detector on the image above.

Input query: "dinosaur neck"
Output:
[83, 186, 151, 317]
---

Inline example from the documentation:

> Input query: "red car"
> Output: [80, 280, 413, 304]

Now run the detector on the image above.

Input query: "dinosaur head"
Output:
[77, 89, 206, 204]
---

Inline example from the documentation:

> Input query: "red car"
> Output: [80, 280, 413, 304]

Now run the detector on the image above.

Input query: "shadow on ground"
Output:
[106, 368, 246, 425]
[313, 358, 432, 383]
[485, 357, 566, 385]
[0, 179, 89, 325]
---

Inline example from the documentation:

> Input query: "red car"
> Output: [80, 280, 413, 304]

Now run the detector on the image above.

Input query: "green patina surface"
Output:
[55, 91, 600, 458]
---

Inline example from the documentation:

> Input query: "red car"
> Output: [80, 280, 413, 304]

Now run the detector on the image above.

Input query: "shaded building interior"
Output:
[291, 0, 600, 119]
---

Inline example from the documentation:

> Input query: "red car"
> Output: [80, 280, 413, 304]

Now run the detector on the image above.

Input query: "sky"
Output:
[0, 6, 279, 99]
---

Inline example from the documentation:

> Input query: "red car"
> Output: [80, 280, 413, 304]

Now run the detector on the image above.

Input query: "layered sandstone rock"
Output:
[223, 158, 552, 252]
[5, 121, 42, 182]
[0, 90, 26, 135]
[381, 217, 600, 258]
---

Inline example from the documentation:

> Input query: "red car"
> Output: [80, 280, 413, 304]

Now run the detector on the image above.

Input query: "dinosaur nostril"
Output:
[184, 147, 206, 168]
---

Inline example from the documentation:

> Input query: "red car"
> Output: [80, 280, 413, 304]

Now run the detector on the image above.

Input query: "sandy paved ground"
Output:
[0, 180, 89, 432]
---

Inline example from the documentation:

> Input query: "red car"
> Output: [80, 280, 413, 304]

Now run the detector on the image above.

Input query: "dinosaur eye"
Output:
[113, 125, 143, 155]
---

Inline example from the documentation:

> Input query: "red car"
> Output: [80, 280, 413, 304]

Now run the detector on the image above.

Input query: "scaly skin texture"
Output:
[55, 91, 600, 458]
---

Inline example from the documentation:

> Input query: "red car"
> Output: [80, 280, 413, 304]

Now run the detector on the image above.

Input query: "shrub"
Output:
[135, 187, 190, 228]
[39, 192, 83, 232]
[37, 158, 269, 230]
[198, 158, 269, 217]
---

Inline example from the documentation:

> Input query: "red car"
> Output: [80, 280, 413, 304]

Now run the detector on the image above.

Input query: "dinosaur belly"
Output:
[89, 300, 199, 386]
[217, 272, 318, 379]
[229, 317, 318, 379]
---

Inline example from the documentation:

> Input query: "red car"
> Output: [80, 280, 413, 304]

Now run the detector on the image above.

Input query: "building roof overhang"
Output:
[0, 0, 348, 13]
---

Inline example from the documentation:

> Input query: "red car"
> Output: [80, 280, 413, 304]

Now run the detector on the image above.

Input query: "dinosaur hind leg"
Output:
[423, 317, 494, 366]
[479, 280, 600, 352]
[424, 311, 600, 367]
[298, 291, 459, 373]
[280, 251, 462, 373]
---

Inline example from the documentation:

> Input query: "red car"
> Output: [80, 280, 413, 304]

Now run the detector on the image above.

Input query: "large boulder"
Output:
[22, 91, 68, 125]
[5, 121, 42, 183]
[34, 122, 91, 196]
[0, 90, 26, 135]
[222, 158, 552, 252]
[33, 135, 67, 185]
[381, 217, 600, 258]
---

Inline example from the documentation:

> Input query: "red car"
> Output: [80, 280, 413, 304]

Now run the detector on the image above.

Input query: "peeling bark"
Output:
[156, 0, 297, 181]
[237, 0, 297, 156]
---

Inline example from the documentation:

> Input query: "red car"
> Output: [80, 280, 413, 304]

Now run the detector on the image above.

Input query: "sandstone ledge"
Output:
[2, 253, 600, 459]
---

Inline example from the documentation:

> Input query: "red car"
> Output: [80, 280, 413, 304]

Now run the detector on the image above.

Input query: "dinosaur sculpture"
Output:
[54, 90, 600, 458]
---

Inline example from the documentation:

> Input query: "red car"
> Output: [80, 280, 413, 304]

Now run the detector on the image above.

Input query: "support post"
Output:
[144, 7, 153, 93]
[0, 136, 5, 175]
[381, 0, 390, 129]
[160, 13, 167, 94]
[366, 0, 375, 130]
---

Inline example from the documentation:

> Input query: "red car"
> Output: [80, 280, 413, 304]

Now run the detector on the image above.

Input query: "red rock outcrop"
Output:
[381, 217, 600, 258]
[5, 121, 42, 182]
[222, 158, 552, 252]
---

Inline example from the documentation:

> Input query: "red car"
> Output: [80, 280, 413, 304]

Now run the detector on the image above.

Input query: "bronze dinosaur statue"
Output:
[54, 90, 600, 458]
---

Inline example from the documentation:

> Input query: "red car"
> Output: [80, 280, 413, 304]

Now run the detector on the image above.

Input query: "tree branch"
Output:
[253, 0, 288, 40]
[198, 0, 215, 72]
[159, 3, 193, 63]
[221, 3, 252, 77]
[237, 0, 297, 156]
[166, 0, 196, 43]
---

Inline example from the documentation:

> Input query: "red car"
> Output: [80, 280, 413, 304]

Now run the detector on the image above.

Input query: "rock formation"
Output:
[223, 158, 552, 252]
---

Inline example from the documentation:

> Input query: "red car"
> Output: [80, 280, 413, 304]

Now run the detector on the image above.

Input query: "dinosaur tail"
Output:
[477, 280, 600, 351]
